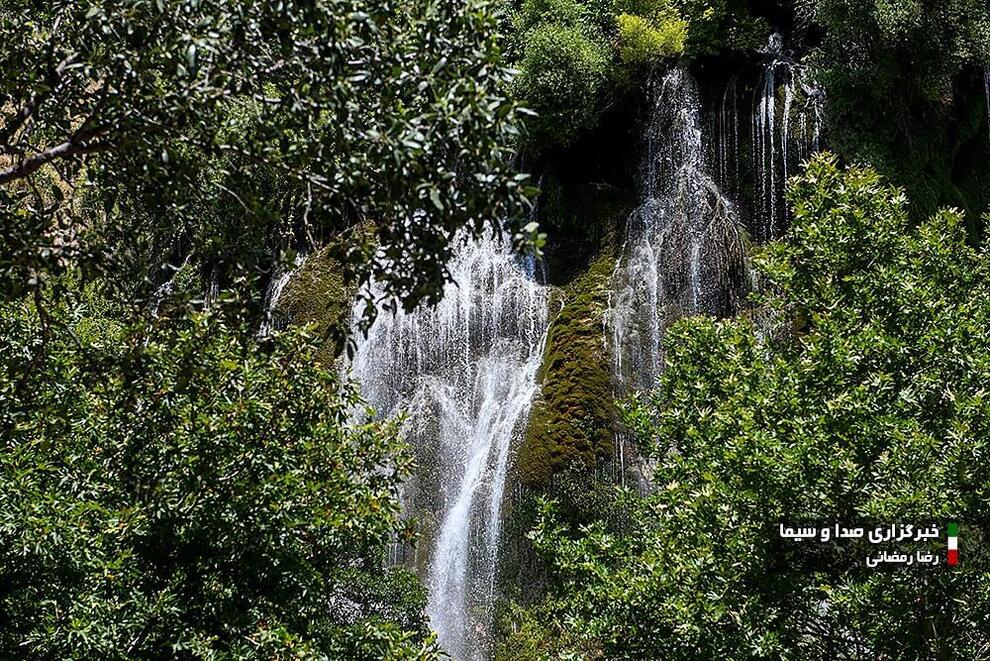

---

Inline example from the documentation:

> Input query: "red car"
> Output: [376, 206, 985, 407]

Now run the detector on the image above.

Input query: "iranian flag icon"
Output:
[947, 523, 959, 566]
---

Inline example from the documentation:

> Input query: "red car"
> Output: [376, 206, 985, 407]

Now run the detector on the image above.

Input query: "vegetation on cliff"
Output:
[504, 0, 767, 147]
[517, 178, 627, 488]
[275, 246, 354, 362]
[805, 0, 990, 222]
[505, 154, 990, 657]
[518, 248, 617, 486]
[1, 0, 989, 658]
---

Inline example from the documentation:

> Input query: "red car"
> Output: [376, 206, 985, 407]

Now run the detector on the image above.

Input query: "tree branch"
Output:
[0, 137, 108, 185]
[0, 50, 79, 151]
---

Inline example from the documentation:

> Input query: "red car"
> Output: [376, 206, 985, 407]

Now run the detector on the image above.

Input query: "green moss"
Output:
[276, 246, 353, 362]
[513, 172, 634, 489]
[518, 244, 618, 487]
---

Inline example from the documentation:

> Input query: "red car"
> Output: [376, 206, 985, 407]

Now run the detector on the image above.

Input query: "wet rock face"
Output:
[340, 46, 831, 659]
[611, 67, 748, 394]
[518, 247, 619, 488]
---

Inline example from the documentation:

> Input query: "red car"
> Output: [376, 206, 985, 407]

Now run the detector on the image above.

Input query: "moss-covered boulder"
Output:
[517, 242, 618, 487]
[275, 246, 353, 362]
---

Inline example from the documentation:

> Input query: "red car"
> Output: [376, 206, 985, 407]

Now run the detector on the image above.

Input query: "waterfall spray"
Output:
[349, 231, 549, 660]
[258, 252, 307, 337]
[611, 67, 746, 393]
[149, 254, 192, 316]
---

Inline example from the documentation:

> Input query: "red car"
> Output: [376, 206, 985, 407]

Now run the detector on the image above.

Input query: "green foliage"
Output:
[512, 154, 990, 657]
[514, 23, 610, 146]
[505, 0, 769, 149]
[616, 13, 687, 64]
[808, 0, 990, 101]
[506, 0, 690, 148]
[673, 0, 768, 55]
[805, 0, 990, 221]
[0, 297, 439, 658]
[493, 600, 601, 660]
[517, 0, 588, 29]
[0, 0, 531, 313]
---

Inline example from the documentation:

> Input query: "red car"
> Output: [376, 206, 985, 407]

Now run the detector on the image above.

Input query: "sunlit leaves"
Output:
[0, 301, 439, 658]
[519, 155, 990, 658]
[0, 0, 530, 318]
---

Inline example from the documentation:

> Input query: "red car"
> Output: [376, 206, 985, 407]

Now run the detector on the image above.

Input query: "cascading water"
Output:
[752, 34, 825, 241]
[259, 252, 307, 337]
[149, 254, 191, 316]
[349, 231, 548, 660]
[611, 67, 746, 392]
[205, 265, 220, 307]
[713, 77, 740, 192]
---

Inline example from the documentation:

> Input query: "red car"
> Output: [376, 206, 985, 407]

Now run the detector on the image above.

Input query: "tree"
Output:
[515, 154, 990, 659]
[0, 295, 440, 658]
[803, 0, 990, 221]
[0, 0, 533, 312]
[502, 0, 767, 149]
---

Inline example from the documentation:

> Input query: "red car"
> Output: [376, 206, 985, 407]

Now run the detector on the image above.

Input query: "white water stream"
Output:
[345, 50, 827, 658]
[348, 231, 548, 659]
[752, 34, 825, 241]
[611, 67, 746, 392]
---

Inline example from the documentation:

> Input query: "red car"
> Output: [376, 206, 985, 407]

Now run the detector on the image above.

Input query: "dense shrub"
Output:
[617, 12, 687, 63]
[0, 299, 438, 658]
[805, 0, 990, 220]
[514, 23, 610, 146]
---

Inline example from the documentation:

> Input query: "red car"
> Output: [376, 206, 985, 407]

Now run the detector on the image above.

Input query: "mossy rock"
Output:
[517, 245, 619, 487]
[276, 246, 353, 362]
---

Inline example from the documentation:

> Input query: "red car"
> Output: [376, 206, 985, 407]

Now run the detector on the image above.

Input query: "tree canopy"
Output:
[0, 296, 440, 658]
[0, 0, 533, 313]
[0, 3, 536, 654]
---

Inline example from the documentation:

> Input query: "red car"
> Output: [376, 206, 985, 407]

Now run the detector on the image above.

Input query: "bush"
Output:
[0, 301, 439, 658]
[517, 0, 586, 30]
[616, 12, 687, 63]
[515, 23, 609, 146]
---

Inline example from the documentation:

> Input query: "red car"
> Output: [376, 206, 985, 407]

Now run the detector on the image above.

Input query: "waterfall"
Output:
[752, 34, 825, 241]
[204, 265, 220, 307]
[150, 254, 191, 316]
[349, 231, 549, 660]
[713, 77, 740, 192]
[259, 252, 307, 337]
[611, 67, 746, 392]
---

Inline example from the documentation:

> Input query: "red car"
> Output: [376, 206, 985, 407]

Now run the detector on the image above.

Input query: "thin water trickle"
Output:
[713, 78, 740, 191]
[752, 34, 825, 241]
[259, 252, 307, 337]
[349, 231, 549, 660]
